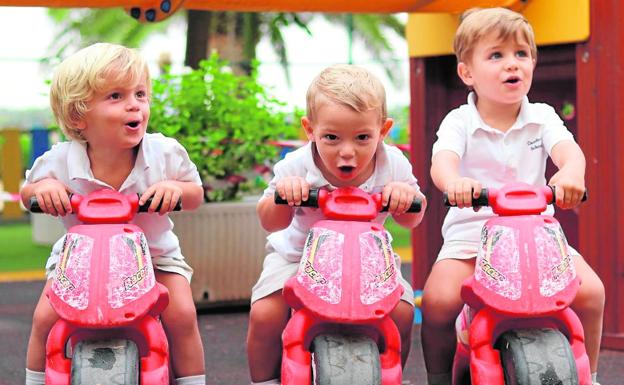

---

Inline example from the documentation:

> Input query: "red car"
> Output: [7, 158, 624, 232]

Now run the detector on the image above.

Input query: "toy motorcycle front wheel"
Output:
[311, 333, 381, 385]
[70, 339, 139, 385]
[496, 328, 578, 385]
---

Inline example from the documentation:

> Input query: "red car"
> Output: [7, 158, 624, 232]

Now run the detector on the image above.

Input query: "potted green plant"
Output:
[149, 54, 301, 307]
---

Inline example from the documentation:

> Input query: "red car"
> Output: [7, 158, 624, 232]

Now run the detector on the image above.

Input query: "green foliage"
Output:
[149, 54, 302, 202]
[0, 223, 49, 272]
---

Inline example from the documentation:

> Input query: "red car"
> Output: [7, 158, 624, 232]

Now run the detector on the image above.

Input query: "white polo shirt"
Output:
[25, 133, 203, 269]
[431, 92, 575, 243]
[263, 142, 421, 262]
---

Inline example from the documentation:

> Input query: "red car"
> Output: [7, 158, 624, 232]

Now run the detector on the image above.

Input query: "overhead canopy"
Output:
[3, 0, 528, 14]
[407, 0, 590, 57]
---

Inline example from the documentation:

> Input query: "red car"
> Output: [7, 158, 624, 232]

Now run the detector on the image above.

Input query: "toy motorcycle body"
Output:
[450, 183, 591, 385]
[32, 189, 173, 385]
[277, 186, 421, 385]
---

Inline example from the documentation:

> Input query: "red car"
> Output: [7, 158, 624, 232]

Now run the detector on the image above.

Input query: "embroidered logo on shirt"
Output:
[527, 138, 543, 150]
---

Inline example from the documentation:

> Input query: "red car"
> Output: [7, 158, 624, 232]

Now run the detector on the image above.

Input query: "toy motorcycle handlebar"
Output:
[28, 194, 182, 213]
[274, 188, 422, 213]
[443, 186, 588, 207]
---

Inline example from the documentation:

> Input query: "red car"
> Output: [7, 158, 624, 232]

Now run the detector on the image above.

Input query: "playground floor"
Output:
[1, 274, 623, 384]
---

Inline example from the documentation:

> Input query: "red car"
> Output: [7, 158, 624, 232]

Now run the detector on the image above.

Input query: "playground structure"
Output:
[0, 127, 50, 219]
[2, 0, 624, 348]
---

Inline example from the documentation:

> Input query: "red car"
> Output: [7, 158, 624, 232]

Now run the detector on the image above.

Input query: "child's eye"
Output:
[489, 52, 502, 60]
[324, 134, 338, 141]
[109, 92, 122, 100]
[356, 134, 370, 141]
[516, 50, 529, 58]
[136, 90, 147, 99]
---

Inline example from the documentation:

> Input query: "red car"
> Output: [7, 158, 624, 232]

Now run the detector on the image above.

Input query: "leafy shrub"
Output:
[149, 54, 301, 201]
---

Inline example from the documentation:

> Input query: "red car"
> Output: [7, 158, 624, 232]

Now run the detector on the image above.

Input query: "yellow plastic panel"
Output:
[408, 0, 590, 58]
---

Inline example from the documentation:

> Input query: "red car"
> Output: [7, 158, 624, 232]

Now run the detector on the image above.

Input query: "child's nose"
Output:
[505, 57, 519, 70]
[126, 100, 140, 111]
[340, 144, 355, 158]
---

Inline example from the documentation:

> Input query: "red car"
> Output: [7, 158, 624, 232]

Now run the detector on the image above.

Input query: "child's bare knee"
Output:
[421, 292, 462, 327]
[31, 305, 57, 335]
[576, 278, 606, 315]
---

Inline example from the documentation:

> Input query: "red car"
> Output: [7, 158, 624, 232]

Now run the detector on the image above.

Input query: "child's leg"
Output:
[389, 300, 414, 367]
[420, 258, 475, 376]
[26, 279, 58, 371]
[156, 271, 205, 377]
[247, 290, 290, 382]
[570, 255, 605, 373]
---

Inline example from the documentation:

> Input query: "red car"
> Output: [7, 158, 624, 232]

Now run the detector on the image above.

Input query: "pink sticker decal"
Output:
[475, 225, 521, 300]
[359, 230, 399, 305]
[108, 232, 155, 309]
[52, 233, 94, 310]
[535, 223, 576, 297]
[297, 228, 344, 304]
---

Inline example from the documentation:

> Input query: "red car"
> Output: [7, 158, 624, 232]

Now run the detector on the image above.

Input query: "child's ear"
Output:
[302, 116, 315, 141]
[457, 62, 474, 87]
[381, 118, 393, 138]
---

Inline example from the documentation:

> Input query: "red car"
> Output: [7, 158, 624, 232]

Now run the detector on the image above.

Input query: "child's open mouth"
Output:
[504, 76, 520, 84]
[126, 121, 141, 129]
[338, 166, 355, 174]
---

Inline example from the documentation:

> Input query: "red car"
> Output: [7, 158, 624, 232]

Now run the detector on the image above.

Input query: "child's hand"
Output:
[548, 170, 585, 209]
[140, 181, 183, 215]
[276, 176, 310, 206]
[31, 178, 72, 217]
[445, 177, 482, 209]
[382, 182, 420, 215]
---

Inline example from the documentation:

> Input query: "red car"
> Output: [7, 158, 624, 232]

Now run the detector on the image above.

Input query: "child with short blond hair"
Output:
[247, 64, 427, 384]
[422, 8, 604, 385]
[21, 42, 206, 385]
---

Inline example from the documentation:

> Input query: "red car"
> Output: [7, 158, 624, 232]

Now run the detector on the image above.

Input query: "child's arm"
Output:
[549, 140, 586, 209]
[431, 150, 482, 208]
[256, 176, 309, 232]
[139, 181, 204, 214]
[20, 178, 72, 216]
[382, 181, 427, 228]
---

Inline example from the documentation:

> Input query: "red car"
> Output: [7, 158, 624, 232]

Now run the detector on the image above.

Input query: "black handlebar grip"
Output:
[274, 190, 320, 208]
[382, 199, 422, 213]
[138, 197, 183, 212]
[444, 188, 489, 207]
[28, 197, 43, 213]
[548, 185, 588, 204]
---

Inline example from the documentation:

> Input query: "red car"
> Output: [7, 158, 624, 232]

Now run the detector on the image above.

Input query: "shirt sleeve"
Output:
[385, 145, 420, 192]
[431, 110, 467, 159]
[540, 105, 575, 155]
[24, 143, 66, 184]
[262, 151, 307, 198]
[165, 139, 202, 185]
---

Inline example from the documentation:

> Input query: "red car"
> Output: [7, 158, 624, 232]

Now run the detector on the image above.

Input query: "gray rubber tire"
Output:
[311, 333, 381, 385]
[70, 339, 140, 385]
[496, 328, 578, 385]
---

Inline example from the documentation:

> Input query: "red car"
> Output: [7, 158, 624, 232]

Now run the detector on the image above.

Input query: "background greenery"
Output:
[0, 218, 410, 272]
[0, 223, 50, 272]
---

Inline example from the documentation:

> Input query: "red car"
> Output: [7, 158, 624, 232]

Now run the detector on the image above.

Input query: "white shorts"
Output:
[46, 255, 194, 283]
[436, 240, 581, 262]
[251, 250, 415, 305]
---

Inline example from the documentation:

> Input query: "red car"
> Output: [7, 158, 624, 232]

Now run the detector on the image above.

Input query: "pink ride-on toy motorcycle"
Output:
[446, 183, 591, 385]
[275, 186, 421, 385]
[29, 189, 179, 385]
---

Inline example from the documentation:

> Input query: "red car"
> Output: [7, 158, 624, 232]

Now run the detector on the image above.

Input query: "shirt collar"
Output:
[303, 141, 390, 192]
[466, 92, 543, 135]
[66, 138, 150, 181]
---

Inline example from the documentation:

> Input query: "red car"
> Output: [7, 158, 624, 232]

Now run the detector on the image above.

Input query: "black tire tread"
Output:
[497, 328, 578, 385]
